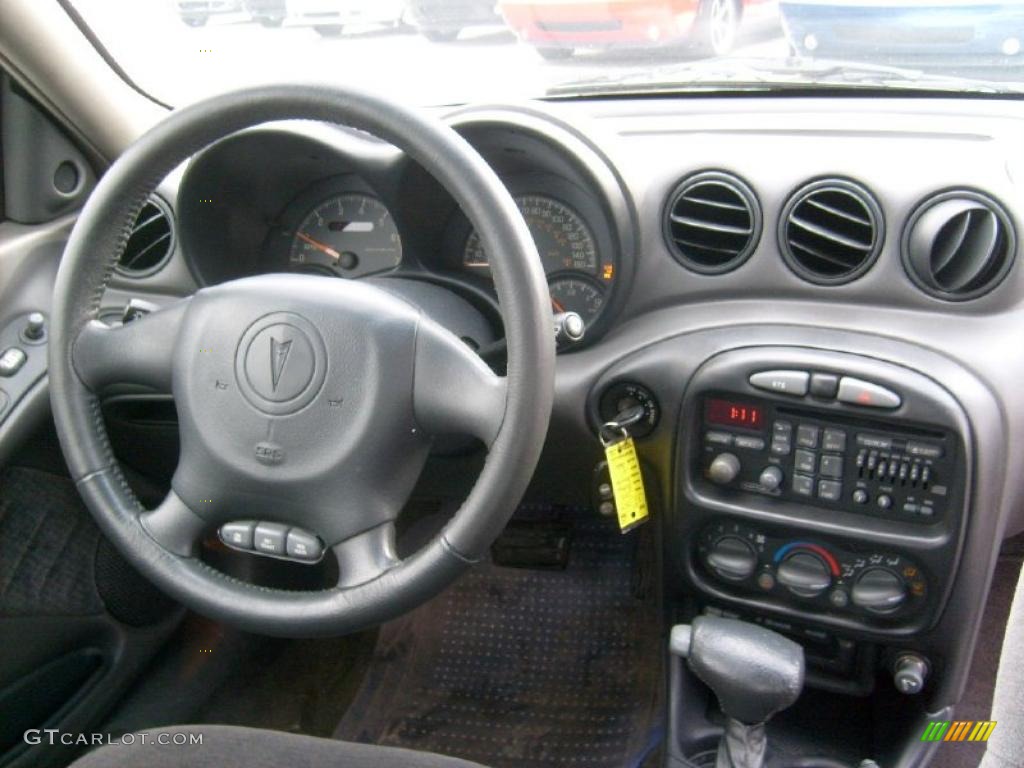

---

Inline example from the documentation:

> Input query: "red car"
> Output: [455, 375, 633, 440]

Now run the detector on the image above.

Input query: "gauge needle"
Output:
[297, 232, 341, 262]
[551, 297, 566, 313]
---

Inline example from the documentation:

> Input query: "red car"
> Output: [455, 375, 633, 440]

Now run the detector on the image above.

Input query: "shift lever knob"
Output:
[671, 616, 805, 724]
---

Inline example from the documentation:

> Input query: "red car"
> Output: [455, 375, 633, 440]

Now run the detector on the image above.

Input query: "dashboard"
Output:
[169, 116, 633, 350]
[4, 94, 1024, 756]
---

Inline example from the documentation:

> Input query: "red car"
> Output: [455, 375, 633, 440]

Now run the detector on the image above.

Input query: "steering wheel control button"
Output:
[220, 521, 256, 550]
[286, 529, 324, 562]
[0, 347, 27, 377]
[235, 313, 328, 415]
[749, 370, 809, 397]
[837, 377, 902, 409]
[253, 522, 288, 556]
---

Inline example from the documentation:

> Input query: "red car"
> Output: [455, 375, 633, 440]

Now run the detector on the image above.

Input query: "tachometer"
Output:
[548, 276, 606, 327]
[464, 195, 598, 276]
[289, 193, 401, 277]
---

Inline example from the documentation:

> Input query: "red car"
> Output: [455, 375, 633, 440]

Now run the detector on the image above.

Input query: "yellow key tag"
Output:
[604, 435, 649, 534]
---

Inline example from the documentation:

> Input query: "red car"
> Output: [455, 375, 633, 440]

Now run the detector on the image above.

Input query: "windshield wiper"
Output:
[547, 56, 1024, 98]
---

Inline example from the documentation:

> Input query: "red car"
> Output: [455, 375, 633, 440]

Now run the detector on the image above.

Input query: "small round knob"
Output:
[893, 653, 929, 695]
[706, 536, 757, 581]
[852, 568, 907, 613]
[759, 465, 784, 491]
[776, 552, 831, 597]
[708, 453, 741, 485]
[877, 494, 893, 510]
[24, 312, 46, 341]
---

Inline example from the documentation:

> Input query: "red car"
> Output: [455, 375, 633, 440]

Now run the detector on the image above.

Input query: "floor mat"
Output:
[335, 507, 663, 768]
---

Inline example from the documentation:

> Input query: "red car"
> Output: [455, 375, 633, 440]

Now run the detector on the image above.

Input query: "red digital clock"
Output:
[706, 398, 764, 430]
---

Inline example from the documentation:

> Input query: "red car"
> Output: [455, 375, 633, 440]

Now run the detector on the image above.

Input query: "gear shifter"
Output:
[671, 616, 805, 768]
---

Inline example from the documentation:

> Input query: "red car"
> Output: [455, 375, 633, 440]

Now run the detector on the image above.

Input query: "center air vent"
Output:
[116, 196, 174, 277]
[903, 191, 1016, 301]
[779, 179, 883, 285]
[663, 171, 761, 274]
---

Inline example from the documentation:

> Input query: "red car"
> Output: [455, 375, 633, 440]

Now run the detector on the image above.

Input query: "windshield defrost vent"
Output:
[664, 171, 761, 274]
[780, 179, 883, 285]
[117, 196, 175, 277]
[903, 191, 1016, 301]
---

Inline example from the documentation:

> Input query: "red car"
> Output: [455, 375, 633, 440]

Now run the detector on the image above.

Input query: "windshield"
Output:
[69, 0, 1024, 105]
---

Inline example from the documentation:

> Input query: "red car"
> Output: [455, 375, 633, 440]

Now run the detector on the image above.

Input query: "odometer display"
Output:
[289, 193, 401, 277]
[464, 195, 598, 276]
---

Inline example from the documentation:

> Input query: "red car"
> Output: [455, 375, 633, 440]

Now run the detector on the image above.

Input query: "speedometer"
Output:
[464, 195, 598, 276]
[289, 193, 402, 278]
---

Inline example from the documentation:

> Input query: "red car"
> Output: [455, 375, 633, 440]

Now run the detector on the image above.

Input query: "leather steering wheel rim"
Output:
[48, 84, 555, 637]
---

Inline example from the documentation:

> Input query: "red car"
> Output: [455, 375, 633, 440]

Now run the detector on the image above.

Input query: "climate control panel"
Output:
[696, 520, 928, 619]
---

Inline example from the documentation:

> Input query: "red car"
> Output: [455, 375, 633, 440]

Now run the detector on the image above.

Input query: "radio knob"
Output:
[759, 465, 784, 491]
[706, 536, 758, 581]
[708, 453, 741, 485]
[776, 552, 831, 597]
[852, 568, 907, 613]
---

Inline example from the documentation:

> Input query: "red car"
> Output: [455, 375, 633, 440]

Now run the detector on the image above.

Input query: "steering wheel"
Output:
[48, 85, 555, 637]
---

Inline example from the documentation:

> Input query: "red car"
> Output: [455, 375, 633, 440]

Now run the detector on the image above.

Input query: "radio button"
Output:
[794, 450, 816, 474]
[819, 455, 843, 478]
[749, 370, 810, 397]
[856, 434, 893, 450]
[735, 435, 766, 451]
[796, 424, 820, 448]
[708, 453, 742, 485]
[773, 420, 794, 437]
[809, 373, 840, 399]
[906, 441, 943, 459]
[838, 378, 902, 409]
[792, 474, 814, 497]
[822, 429, 847, 453]
[818, 480, 842, 501]
[771, 438, 792, 456]
[706, 431, 734, 446]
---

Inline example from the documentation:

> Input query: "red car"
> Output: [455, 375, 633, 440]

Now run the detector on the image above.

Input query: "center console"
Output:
[675, 346, 970, 694]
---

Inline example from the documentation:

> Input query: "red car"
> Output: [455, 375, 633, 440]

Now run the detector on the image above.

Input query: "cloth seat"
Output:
[70, 725, 487, 768]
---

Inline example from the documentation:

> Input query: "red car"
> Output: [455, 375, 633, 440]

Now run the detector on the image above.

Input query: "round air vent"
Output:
[779, 179, 883, 285]
[116, 196, 174, 277]
[902, 190, 1016, 301]
[663, 171, 762, 274]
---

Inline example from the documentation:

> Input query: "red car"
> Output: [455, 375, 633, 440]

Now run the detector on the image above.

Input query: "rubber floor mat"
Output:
[335, 508, 663, 768]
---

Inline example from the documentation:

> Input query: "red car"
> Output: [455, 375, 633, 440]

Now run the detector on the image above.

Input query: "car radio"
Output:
[697, 392, 956, 524]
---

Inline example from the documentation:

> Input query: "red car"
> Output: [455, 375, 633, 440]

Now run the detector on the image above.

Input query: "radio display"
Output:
[706, 398, 764, 430]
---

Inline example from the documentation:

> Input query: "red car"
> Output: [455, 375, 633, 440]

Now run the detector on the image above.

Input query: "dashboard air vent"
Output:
[117, 196, 174, 277]
[779, 179, 883, 285]
[663, 171, 761, 274]
[903, 191, 1016, 301]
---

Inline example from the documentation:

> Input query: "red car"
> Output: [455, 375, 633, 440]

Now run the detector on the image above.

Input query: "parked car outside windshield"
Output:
[72, 0, 1024, 107]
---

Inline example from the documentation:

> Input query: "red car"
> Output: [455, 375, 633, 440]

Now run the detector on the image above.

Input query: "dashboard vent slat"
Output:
[780, 179, 883, 285]
[117, 196, 175, 277]
[903, 191, 1016, 301]
[663, 171, 762, 274]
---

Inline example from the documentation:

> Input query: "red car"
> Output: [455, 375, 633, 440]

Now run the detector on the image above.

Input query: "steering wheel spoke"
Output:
[73, 299, 189, 392]
[140, 491, 208, 557]
[332, 522, 400, 589]
[413, 318, 507, 446]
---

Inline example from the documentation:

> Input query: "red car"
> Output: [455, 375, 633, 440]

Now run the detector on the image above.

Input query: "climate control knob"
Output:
[759, 465, 784, 491]
[852, 568, 907, 613]
[706, 536, 758, 581]
[708, 453, 741, 485]
[776, 552, 831, 597]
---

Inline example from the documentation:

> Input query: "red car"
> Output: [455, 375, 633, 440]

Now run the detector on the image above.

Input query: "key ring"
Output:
[599, 421, 630, 448]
